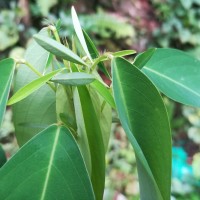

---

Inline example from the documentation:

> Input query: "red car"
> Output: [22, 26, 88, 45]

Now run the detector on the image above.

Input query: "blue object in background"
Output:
[172, 147, 193, 182]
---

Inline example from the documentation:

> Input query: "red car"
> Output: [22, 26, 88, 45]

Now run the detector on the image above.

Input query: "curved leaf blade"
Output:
[112, 57, 171, 200]
[0, 58, 15, 126]
[0, 125, 95, 200]
[71, 7, 92, 61]
[8, 69, 62, 105]
[52, 72, 95, 86]
[34, 34, 86, 66]
[139, 48, 200, 108]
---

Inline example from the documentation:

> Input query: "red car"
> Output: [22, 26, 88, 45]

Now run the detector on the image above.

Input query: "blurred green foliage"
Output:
[152, 0, 200, 58]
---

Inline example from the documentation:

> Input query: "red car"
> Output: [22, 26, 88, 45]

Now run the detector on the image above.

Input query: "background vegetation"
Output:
[0, 0, 200, 199]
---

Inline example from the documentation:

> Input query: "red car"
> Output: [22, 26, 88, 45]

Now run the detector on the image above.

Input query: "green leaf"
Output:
[112, 57, 171, 200]
[0, 58, 15, 127]
[34, 34, 86, 66]
[140, 48, 200, 108]
[71, 7, 92, 61]
[90, 80, 116, 109]
[52, 72, 95, 86]
[74, 86, 105, 200]
[8, 69, 62, 105]
[89, 87, 112, 151]
[133, 48, 156, 69]
[0, 145, 6, 168]
[13, 28, 57, 146]
[113, 50, 136, 57]
[0, 125, 95, 199]
[83, 30, 110, 77]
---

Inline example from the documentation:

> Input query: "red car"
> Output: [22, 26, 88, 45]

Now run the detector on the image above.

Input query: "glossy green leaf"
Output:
[74, 86, 105, 200]
[8, 69, 62, 105]
[0, 125, 95, 199]
[34, 34, 86, 66]
[0, 58, 15, 126]
[52, 72, 95, 86]
[0, 145, 6, 168]
[140, 48, 200, 108]
[112, 57, 171, 200]
[13, 28, 57, 146]
[113, 50, 136, 57]
[83, 30, 110, 77]
[71, 7, 92, 61]
[133, 48, 156, 69]
[90, 80, 116, 109]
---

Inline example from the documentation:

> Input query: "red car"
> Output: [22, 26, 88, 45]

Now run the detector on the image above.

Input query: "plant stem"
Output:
[16, 59, 56, 92]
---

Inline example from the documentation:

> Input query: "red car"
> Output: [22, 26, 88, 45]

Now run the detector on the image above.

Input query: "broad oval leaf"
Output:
[137, 48, 200, 108]
[90, 80, 116, 109]
[73, 86, 105, 200]
[0, 58, 15, 126]
[51, 72, 95, 86]
[13, 28, 57, 146]
[34, 34, 86, 66]
[71, 7, 92, 61]
[8, 69, 62, 105]
[112, 57, 171, 200]
[0, 125, 95, 199]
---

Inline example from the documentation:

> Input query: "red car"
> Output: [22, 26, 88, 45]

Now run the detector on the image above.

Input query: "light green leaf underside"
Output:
[52, 72, 95, 86]
[112, 57, 171, 200]
[34, 34, 86, 66]
[140, 48, 200, 108]
[8, 69, 62, 105]
[71, 7, 92, 61]
[0, 125, 95, 200]
[13, 28, 57, 146]
[0, 58, 15, 127]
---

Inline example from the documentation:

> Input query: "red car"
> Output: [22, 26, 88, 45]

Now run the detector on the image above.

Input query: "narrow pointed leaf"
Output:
[112, 57, 171, 200]
[91, 80, 116, 109]
[13, 28, 57, 146]
[34, 34, 86, 66]
[8, 69, 62, 105]
[52, 72, 95, 86]
[133, 48, 156, 69]
[0, 58, 15, 126]
[0, 125, 95, 199]
[83, 30, 110, 77]
[138, 48, 200, 108]
[113, 50, 136, 57]
[71, 7, 92, 61]
[74, 86, 105, 200]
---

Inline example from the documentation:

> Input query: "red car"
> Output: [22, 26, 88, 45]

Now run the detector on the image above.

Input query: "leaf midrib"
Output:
[143, 67, 200, 98]
[40, 127, 60, 200]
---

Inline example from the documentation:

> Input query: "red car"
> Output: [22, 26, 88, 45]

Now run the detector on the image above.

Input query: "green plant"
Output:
[0, 7, 200, 200]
